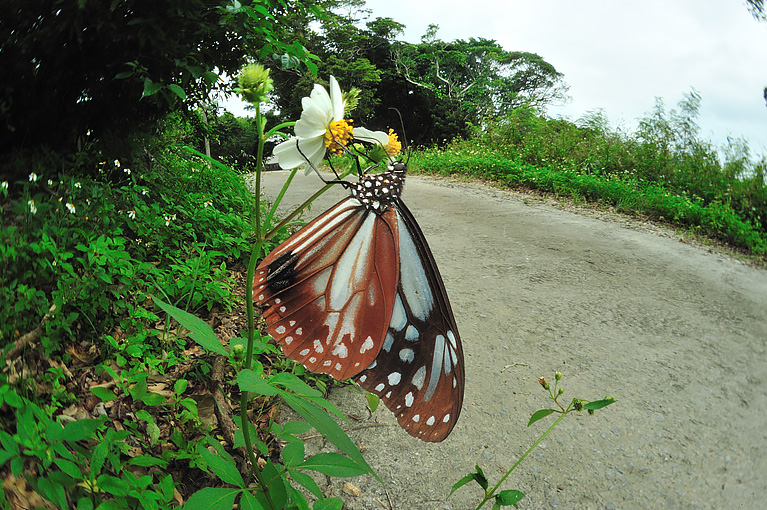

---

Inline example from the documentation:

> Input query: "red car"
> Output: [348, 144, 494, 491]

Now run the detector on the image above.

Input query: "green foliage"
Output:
[0, 151, 253, 354]
[0, 0, 316, 161]
[413, 92, 767, 255]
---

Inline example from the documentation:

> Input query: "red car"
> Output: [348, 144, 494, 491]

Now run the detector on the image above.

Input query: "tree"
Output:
[745, 0, 767, 105]
[0, 0, 316, 160]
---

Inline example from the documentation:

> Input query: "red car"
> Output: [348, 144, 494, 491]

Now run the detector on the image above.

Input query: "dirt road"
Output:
[255, 170, 767, 509]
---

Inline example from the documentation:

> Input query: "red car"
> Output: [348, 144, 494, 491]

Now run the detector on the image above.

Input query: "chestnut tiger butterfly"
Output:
[254, 144, 464, 442]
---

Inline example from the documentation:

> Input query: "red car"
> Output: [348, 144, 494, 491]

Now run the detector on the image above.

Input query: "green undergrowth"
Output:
[411, 144, 767, 257]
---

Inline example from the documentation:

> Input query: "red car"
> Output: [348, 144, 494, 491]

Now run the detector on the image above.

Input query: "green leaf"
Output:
[262, 460, 288, 509]
[63, 419, 103, 442]
[365, 392, 379, 413]
[496, 489, 525, 506]
[296, 452, 369, 477]
[583, 397, 616, 410]
[278, 391, 377, 482]
[183, 487, 240, 510]
[449, 473, 478, 498]
[198, 442, 244, 488]
[281, 440, 305, 467]
[128, 455, 168, 469]
[141, 78, 163, 98]
[313, 497, 343, 510]
[150, 295, 227, 355]
[527, 408, 556, 427]
[38, 477, 68, 509]
[53, 457, 82, 479]
[288, 468, 322, 498]
[475, 465, 488, 490]
[174, 379, 189, 395]
[96, 474, 130, 497]
[240, 490, 265, 510]
[168, 84, 186, 100]
[136, 410, 161, 443]
[270, 372, 321, 397]
[237, 369, 278, 396]
[90, 386, 118, 402]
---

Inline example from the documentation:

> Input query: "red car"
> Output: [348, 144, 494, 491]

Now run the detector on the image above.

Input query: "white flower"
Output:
[28, 199, 37, 214]
[114, 159, 121, 167]
[352, 127, 390, 147]
[273, 76, 349, 174]
[204, 200, 212, 208]
[128, 209, 136, 219]
[74, 182, 81, 189]
[141, 189, 149, 196]
[29, 172, 38, 182]
[1, 181, 7, 190]
[47, 179, 53, 186]
[124, 168, 131, 175]
[65, 203, 76, 214]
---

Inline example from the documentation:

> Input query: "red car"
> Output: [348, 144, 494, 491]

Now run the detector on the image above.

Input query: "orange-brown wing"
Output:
[254, 197, 399, 380]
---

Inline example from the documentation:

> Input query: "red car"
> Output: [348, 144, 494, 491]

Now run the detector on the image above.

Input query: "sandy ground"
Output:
[253, 170, 767, 510]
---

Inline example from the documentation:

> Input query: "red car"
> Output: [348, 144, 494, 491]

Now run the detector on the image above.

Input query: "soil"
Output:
[252, 170, 767, 510]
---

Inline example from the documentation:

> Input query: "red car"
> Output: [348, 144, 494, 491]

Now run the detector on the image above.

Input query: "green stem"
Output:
[476, 412, 567, 510]
[241, 107, 277, 510]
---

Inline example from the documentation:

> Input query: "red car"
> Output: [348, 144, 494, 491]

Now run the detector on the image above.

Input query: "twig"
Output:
[6, 303, 58, 359]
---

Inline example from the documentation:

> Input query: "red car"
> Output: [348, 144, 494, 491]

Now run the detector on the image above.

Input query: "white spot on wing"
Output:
[389, 294, 407, 331]
[399, 348, 415, 363]
[314, 340, 324, 353]
[285, 336, 293, 345]
[388, 372, 401, 385]
[375, 383, 385, 392]
[405, 391, 414, 407]
[360, 336, 375, 354]
[329, 214, 377, 309]
[276, 326, 286, 335]
[332, 343, 348, 358]
[443, 414, 450, 423]
[412, 414, 420, 422]
[397, 210, 434, 320]
[382, 333, 394, 352]
[299, 348, 310, 356]
[359, 375, 367, 383]
[405, 325, 419, 341]
[423, 335, 445, 402]
[426, 416, 435, 426]
[412, 366, 426, 390]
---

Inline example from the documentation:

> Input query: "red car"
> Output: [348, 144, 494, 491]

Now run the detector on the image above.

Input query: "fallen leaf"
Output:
[343, 482, 361, 497]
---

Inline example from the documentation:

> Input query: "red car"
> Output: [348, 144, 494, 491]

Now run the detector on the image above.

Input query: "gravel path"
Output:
[255, 170, 767, 510]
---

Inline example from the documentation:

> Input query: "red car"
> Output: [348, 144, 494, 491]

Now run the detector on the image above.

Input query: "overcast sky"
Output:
[360, 0, 767, 153]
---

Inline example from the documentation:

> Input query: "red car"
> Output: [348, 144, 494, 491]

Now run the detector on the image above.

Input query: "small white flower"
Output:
[124, 168, 131, 175]
[65, 203, 76, 214]
[114, 159, 121, 167]
[273, 76, 348, 174]
[29, 172, 38, 182]
[128, 209, 136, 219]
[141, 189, 149, 196]
[28, 199, 37, 214]
[165, 215, 172, 226]
[74, 182, 82, 189]
[47, 179, 53, 186]
[1, 181, 7, 190]
[204, 200, 212, 208]
[86, 199, 91, 205]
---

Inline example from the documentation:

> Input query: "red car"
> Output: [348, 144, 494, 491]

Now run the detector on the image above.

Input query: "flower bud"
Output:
[557, 387, 564, 396]
[573, 400, 583, 412]
[236, 64, 273, 104]
[555, 372, 562, 381]
[538, 376, 549, 390]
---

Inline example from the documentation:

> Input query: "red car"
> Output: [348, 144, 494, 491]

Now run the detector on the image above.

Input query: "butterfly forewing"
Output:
[254, 198, 399, 380]
[354, 199, 464, 442]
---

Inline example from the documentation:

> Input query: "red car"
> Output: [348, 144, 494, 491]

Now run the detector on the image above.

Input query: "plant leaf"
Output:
[168, 84, 186, 100]
[365, 392, 380, 413]
[288, 468, 322, 498]
[527, 408, 556, 427]
[198, 442, 244, 488]
[312, 497, 343, 510]
[150, 295, 227, 355]
[90, 387, 118, 401]
[278, 391, 378, 483]
[240, 490, 265, 510]
[583, 397, 616, 410]
[496, 489, 525, 506]
[62, 419, 103, 442]
[448, 473, 478, 498]
[183, 487, 240, 510]
[295, 452, 369, 477]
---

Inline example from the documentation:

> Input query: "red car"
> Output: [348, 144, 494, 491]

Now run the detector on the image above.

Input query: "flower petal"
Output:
[273, 137, 326, 170]
[329, 76, 345, 121]
[353, 127, 390, 146]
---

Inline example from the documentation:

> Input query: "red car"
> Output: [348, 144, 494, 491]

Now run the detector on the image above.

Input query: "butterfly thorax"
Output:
[348, 160, 406, 212]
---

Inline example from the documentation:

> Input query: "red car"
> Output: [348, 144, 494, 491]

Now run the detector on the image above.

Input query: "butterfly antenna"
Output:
[388, 107, 410, 164]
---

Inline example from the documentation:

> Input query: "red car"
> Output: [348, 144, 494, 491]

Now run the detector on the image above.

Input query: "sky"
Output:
[224, 0, 767, 154]
[363, 0, 767, 153]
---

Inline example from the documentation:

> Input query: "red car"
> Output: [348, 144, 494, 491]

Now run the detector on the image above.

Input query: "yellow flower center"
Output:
[324, 119, 354, 155]
[385, 128, 402, 155]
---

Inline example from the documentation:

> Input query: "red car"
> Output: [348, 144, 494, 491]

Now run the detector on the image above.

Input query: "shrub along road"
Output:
[256, 170, 767, 509]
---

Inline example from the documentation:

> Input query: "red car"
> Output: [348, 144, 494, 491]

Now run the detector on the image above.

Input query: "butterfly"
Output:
[254, 157, 464, 442]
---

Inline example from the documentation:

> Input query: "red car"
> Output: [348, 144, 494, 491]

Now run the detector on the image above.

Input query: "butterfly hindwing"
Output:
[254, 197, 399, 380]
[354, 199, 464, 442]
